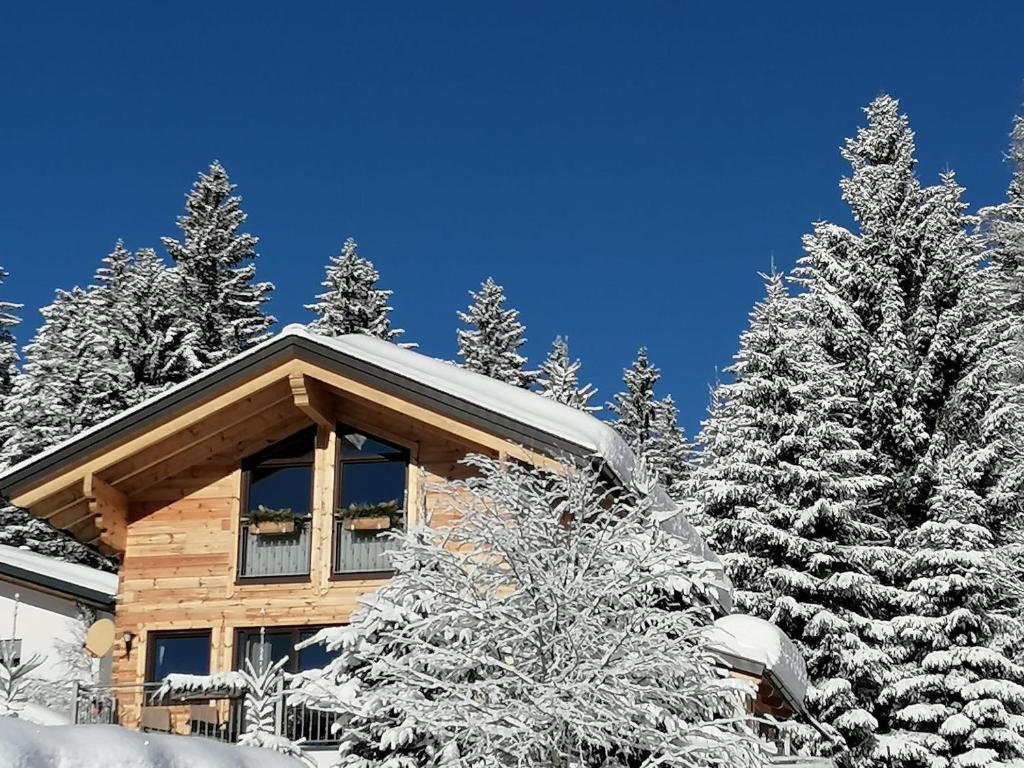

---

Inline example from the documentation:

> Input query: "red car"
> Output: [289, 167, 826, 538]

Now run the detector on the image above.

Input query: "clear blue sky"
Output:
[1, 2, 1023, 436]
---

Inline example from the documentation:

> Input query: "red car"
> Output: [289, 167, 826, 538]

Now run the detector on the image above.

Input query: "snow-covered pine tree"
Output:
[291, 455, 767, 768]
[0, 503, 116, 570]
[0, 286, 132, 468]
[157, 643, 312, 765]
[693, 271, 897, 765]
[973, 114, 1024, 539]
[797, 96, 983, 533]
[94, 242, 181, 405]
[608, 346, 660, 454]
[0, 266, 20, 400]
[456, 277, 534, 387]
[163, 161, 275, 378]
[534, 335, 599, 412]
[876, 463, 1024, 768]
[649, 394, 695, 502]
[306, 238, 403, 341]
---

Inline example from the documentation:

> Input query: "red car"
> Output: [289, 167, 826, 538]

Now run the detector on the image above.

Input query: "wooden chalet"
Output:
[0, 325, 820, 760]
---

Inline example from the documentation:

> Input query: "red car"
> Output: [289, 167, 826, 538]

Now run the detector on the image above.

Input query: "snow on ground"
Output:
[0, 717, 305, 768]
[14, 702, 71, 726]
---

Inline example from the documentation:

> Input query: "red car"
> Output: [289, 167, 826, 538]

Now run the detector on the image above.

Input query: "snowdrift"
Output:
[0, 717, 305, 768]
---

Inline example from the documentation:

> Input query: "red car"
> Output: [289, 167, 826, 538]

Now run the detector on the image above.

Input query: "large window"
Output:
[238, 428, 315, 579]
[235, 626, 333, 675]
[333, 426, 408, 574]
[146, 630, 211, 683]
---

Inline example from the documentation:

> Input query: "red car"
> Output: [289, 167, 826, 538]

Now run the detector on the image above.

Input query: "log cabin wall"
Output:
[110, 391, 501, 725]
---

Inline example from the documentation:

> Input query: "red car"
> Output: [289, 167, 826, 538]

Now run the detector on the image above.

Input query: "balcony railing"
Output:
[72, 684, 832, 765]
[72, 682, 338, 748]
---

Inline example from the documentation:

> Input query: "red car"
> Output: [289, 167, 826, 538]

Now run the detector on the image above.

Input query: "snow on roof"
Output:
[707, 614, 809, 708]
[0, 324, 731, 610]
[288, 327, 731, 609]
[0, 543, 118, 604]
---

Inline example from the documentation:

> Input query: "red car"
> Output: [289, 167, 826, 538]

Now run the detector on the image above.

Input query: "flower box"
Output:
[342, 515, 392, 532]
[251, 519, 296, 536]
[336, 500, 402, 532]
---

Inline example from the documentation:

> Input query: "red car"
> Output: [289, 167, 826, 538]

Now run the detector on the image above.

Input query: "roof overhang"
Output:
[0, 546, 117, 609]
[0, 330, 598, 501]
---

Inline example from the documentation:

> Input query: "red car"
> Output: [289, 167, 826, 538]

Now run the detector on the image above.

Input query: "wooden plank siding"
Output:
[108, 376, 510, 727]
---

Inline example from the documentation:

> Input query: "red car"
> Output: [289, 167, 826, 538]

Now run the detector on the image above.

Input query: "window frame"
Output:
[233, 625, 333, 675]
[236, 427, 317, 583]
[331, 423, 410, 578]
[144, 629, 212, 685]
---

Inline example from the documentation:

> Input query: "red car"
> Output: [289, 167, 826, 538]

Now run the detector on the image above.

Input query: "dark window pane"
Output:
[339, 429, 404, 459]
[248, 465, 312, 516]
[241, 630, 294, 673]
[339, 461, 406, 509]
[149, 633, 210, 681]
[297, 630, 333, 672]
[247, 429, 315, 465]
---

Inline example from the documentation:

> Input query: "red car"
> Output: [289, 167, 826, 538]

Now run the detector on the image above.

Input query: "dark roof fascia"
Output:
[0, 334, 600, 500]
[0, 560, 115, 609]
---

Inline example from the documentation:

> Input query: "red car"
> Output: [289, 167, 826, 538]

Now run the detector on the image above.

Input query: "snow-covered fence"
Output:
[71, 681, 337, 748]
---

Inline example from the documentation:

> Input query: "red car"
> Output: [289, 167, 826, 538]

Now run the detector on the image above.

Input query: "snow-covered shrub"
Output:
[291, 454, 767, 768]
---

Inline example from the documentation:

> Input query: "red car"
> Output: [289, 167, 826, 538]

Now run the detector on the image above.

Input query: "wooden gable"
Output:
[4, 357, 558, 555]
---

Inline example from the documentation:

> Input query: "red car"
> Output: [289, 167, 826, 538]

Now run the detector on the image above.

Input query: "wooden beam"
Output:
[85, 473, 129, 553]
[289, 373, 334, 430]
[118, 408, 307, 497]
[8, 365, 297, 509]
[105, 385, 294, 487]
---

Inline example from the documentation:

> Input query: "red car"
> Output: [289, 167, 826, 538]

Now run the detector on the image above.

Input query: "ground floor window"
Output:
[235, 626, 333, 674]
[145, 630, 211, 682]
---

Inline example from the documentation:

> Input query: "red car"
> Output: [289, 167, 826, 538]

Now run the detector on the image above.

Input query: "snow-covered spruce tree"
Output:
[0, 266, 20, 400]
[157, 648, 312, 766]
[0, 592, 45, 718]
[0, 502, 116, 570]
[693, 271, 898, 765]
[163, 161, 274, 378]
[608, 348, 693, 500]
[972, 114, 1024, 540]
[0, 286, 132, 468]
[90, 241, 183, 406]
[456, 277, 534, 387]
[535, 336, 599, 413]
[876, 465, 1024, 767]
[796, 96, 983, 533]
[609, 347, 660, 455]
[650, 394, 696, 502]
[307, 238, 403, 341]
[291, 455, 767, 768]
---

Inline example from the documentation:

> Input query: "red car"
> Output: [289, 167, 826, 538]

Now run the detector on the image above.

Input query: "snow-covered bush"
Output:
[291, 454, 767, 768]
[156, 649, 312, 766]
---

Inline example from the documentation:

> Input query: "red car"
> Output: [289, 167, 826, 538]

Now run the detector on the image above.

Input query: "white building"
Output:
[0, 543, 118, 709]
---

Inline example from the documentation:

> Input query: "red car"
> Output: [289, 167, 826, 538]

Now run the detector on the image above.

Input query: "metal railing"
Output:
[72, 682, 339, 748]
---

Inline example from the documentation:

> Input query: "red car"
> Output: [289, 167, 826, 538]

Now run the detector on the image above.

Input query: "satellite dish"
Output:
[85, 618, 116, 658]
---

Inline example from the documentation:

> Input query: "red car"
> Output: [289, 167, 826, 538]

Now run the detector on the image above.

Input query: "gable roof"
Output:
[0, 543, 118, 608]
[0, 325, 731, 610]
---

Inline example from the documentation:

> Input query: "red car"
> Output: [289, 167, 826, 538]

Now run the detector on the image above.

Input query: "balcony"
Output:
[72, 682, 337, 748]
[72, 683, 835, 766]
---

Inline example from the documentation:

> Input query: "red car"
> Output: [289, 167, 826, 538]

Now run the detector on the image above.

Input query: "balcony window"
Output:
[146, 630, 211, 682]
[238, 428, 315, 579]
[235, 626, 332, 674]
[333, 426, 408, 574]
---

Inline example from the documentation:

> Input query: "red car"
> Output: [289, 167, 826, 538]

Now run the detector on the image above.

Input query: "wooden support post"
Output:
[85, 473, 129, 553]
[288, 373, 334, 430]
